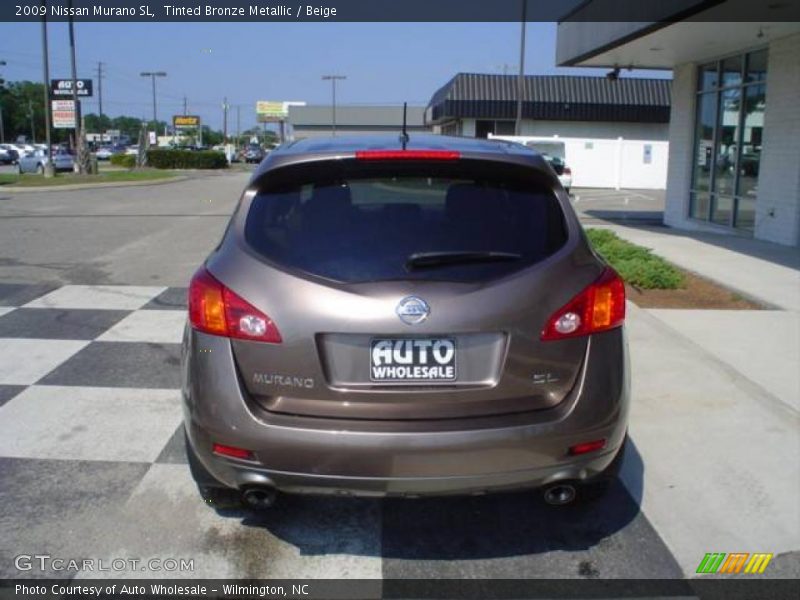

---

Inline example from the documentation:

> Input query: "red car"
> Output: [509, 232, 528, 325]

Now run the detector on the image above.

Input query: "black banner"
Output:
[50, 79, 93, 97]
[3, 0, 800, 22]
[1, 579, 799, 600]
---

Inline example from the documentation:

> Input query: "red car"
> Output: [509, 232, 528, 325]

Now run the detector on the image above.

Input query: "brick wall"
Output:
[756, 33, 800, 246]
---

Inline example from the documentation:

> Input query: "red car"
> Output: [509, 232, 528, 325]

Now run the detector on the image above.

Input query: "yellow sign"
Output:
[173, 115, 200, 128]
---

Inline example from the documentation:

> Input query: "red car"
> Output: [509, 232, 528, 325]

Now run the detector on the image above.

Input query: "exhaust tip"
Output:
[543, 483, 577, 506]
[241, 486, 277, 510]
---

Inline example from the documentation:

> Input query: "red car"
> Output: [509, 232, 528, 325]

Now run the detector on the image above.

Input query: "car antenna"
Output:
[400, 102, 410, 149]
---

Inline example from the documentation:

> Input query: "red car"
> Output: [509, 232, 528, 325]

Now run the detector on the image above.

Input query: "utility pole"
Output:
[236, 104, 240, 149]
[0, 59, 6, 143]
[40, 4, 52, 169]
[139, 71, 167, 130]
[28, 99, 36, 142]
[222, 97, 228, 143]
[514, 0, 527, 136]
[94, 61, 104, 120]
[68, 2, 90, 173]
[183, 95, 187, 115]
[321, 75, 346, 136]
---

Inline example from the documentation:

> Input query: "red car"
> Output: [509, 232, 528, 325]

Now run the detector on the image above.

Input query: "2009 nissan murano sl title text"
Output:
[182, 134, 629, 510]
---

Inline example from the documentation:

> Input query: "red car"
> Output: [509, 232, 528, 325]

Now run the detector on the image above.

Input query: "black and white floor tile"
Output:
[0, 282, 689, 581]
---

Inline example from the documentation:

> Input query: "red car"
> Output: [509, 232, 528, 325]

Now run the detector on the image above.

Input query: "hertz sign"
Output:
[173, 115, 200, 128]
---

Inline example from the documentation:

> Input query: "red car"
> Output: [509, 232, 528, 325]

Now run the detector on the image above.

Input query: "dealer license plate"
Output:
[370, 338, 457, 383]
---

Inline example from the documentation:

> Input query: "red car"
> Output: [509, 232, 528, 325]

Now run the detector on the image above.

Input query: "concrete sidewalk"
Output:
[611, 224, 800, 576]
[600, 224, 800, 311]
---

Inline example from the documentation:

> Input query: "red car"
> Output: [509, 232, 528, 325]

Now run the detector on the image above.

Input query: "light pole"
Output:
[321, 75, 346, 136]
[514, 0, 527, 136]
[40, 2, 53, 172]
[0, 59, 6, 144]
[140, 71, 166, 130]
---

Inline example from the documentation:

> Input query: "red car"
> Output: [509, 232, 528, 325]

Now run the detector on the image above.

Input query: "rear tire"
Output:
[185, 430, 242, 509]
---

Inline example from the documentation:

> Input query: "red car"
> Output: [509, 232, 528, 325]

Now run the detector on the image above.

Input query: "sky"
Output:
[0, 21, 671, 131]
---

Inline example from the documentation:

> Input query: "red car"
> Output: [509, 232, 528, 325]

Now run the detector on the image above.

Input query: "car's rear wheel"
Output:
[185, 430, 243, 509]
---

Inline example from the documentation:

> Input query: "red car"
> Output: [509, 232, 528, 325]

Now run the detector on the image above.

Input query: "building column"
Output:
[663, 62, 696, 230]
[755, 33, 800, 246]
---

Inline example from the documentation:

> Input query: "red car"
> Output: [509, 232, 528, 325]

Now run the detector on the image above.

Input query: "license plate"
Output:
[370, 338, 456, 383]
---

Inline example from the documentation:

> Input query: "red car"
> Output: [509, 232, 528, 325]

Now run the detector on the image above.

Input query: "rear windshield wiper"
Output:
[405, 251, 522, 270]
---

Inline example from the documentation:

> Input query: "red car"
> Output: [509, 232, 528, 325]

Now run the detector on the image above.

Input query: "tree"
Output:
[84, 113, 112, 133]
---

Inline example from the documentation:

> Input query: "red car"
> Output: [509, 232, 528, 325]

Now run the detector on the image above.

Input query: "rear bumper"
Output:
[182, 327, 629, 496]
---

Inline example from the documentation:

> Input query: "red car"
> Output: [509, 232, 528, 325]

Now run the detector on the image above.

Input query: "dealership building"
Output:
[558, 2, 800, 246]
[425, 73, 672, 189]
[288, 105, 429, 139]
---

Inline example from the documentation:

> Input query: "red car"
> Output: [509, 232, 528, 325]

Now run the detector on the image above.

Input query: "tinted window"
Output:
[245, 169, 566, 283]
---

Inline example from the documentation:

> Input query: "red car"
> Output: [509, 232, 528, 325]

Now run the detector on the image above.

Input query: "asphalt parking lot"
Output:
[0, 174, 797, 582]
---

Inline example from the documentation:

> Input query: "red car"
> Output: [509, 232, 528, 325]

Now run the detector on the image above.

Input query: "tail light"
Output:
[355, 150, 461, 161]
[563, 167, 572, 175]
[541, 268, 625, 341]
[189, 267, 282, 343]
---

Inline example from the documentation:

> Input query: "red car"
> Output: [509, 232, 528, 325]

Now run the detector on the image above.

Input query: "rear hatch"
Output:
[224, 155, 592, 421]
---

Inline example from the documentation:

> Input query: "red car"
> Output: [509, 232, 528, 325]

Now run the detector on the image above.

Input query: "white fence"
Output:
[490, 134, 669, 190]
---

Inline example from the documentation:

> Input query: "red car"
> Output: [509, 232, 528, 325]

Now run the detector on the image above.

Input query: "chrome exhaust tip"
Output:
[543, 483, 577, 506]
[241, 486, 278, 510]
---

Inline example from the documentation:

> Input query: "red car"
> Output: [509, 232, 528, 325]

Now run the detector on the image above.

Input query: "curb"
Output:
[0, 175, 189, 193]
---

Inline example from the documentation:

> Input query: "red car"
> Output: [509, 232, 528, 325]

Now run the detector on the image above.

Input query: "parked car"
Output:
[183, 134, 629, 511]
[0, 144, 19, 165]
[95, 145, 126, 160]
[524, 141, 573, 194]
[17, 149, 74, 174]
[243, 144, 265, 163]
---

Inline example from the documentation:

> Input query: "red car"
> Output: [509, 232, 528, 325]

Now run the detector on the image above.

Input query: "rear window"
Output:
[244, 164, 566, 283]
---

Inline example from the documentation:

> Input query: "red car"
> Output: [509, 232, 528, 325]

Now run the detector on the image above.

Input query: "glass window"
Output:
[711, 194, 733, 226]
[721, 55, 743, 87]
[690, 193, 711, 221]
[714, 87, 741, 198]
[698, 62, 718, 91]
[245, 168, 566, 284]
[738, 84, 765, 201]
[692, 93, 716, 193]
[690, 50, 766, 233]
[746, 49, 768, 83]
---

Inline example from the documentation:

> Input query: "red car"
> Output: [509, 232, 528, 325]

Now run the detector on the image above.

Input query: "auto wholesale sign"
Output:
[51, 79, 93, 97]
[173, 115, 201, 128]
[51, 100, 76, 129]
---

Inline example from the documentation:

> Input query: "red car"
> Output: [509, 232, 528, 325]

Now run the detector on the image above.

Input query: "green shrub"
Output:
[109, 154, 136, 168]
[146, 149, 228, 170]
[585, 228, 685, 290]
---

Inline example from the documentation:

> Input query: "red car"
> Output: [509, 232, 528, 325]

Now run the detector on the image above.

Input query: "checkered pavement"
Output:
[0, 282, 689, 581]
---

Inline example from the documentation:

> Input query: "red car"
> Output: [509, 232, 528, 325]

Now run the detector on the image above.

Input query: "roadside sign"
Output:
[173, 115, 200, 128]
[51, 100, 76, 129]
[148, 131, 157, 145]
[51, 79, 93, 97]
[256, 100, 306, 122]
[256, 101, 286, 122]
